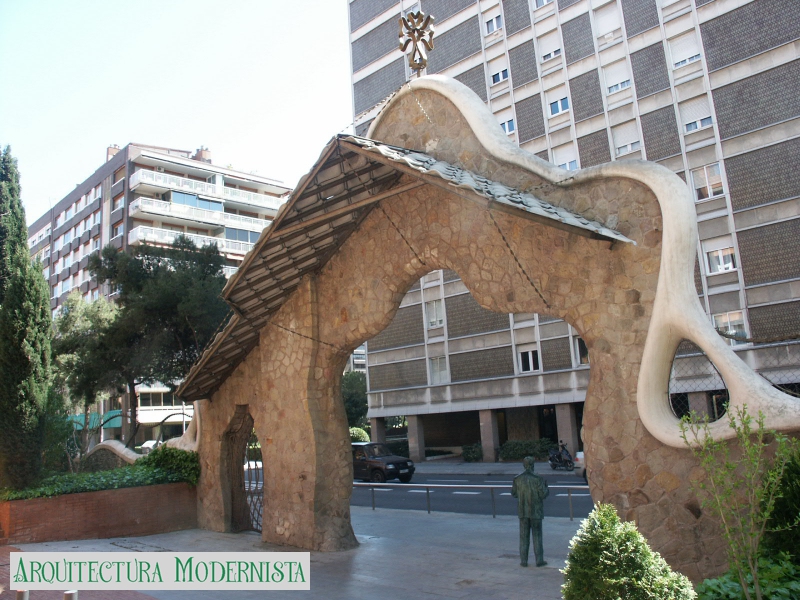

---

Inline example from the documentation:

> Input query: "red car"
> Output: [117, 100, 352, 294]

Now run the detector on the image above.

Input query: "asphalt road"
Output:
[350, 473, 593, 519]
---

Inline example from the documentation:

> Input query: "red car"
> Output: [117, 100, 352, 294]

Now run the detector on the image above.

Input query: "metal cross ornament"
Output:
[399, 11, 435, 76]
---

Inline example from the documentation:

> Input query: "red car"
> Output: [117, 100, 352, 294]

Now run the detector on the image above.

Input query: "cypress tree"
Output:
[0, 146, 52, 489]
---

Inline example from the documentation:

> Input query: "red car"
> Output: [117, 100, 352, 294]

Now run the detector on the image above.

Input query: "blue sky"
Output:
[0, 1, 354, 225]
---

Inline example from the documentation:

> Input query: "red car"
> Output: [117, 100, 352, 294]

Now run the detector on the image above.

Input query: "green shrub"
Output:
[499, 439, 557, 461]
[461, 443, 483, 462]
[762, 449, 800, 563]
[1, 465, 185, 500]
[349, 427, 370, 442]
[136, 446, 201, 486]
[562, 504, 696, 600]
[696, 553, 800, 599]
[387, 440, 409, 458]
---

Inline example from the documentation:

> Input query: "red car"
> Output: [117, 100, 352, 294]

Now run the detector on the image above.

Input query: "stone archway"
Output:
[220, 405, 257, 533]
[176, 76, 800, 580]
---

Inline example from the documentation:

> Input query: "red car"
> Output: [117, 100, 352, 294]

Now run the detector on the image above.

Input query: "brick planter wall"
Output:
[0, 483, 197, 544]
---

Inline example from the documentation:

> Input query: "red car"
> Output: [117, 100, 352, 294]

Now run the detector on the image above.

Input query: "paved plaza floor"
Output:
[4, 506, 582, 599]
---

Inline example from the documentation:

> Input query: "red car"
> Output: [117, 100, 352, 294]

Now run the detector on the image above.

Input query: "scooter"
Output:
[548, 440, 575, 471]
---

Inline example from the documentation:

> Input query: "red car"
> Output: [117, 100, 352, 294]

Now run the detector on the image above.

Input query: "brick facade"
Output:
[631, 43, 670, 99]
[426, 16, 482, 73]
[351, 14, 400, 72]
[713, 60, 800, 140]
[449, 346, 515, 382]
[455, 64, 488, 101]
[700, 0, 800, 72]
[578, 130, 612, 167]
[509, 40, 538, 88]
[641, 106, 681, 161]
[354, 57, 406, 115]
[502, 0, 532, 35]
[368, 359, 428, 390]
[349, 0, 397, 32]
[516, 94, 545, 142]
[445, 293, 510, 338]
[570, 69, 604, 122]
[621, 0, 659, 38]
[737, 219, 800, 286]
[0, 484, 196, 544]
[748, 301, 800, 341]
[421, 0, 476, 23]
[727, 138, 800, 211]
[368, 303, 425, 350]
[562, 13, 594, 65]
[541, 337, 572, 371]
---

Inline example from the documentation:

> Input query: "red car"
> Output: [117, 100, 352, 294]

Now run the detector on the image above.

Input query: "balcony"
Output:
[222, 186, 283, 212]
[129, 197, 270, 232]
[130, 169, 284, 212]
[222, 265, 239, 278]
[130, 169, 218, 197]
[128, 226, 254, 256]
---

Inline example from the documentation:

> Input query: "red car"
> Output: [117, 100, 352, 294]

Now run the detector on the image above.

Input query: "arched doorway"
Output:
[221, 405, 263, 533]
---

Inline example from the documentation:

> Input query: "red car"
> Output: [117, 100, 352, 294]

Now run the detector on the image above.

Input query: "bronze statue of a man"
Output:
[511, 456, 549, 567]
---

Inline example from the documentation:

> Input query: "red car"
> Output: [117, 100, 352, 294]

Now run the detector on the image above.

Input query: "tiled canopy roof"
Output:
[177, 135, 633, 401]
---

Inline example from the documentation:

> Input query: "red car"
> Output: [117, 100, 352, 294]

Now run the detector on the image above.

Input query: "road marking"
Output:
[452, 491, 481, 495]
[556, 493, 591, 497]
[408, 489, 434, 493]
[485, 480, 512, 484]
[373, 488, 393, 492]
[426, 479, 469, 482]
[500, 492, 512, 496]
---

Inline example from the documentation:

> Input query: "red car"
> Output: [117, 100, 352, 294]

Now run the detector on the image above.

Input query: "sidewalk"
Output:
[414, 458, 583, 477]
[6, 506, 582, 600]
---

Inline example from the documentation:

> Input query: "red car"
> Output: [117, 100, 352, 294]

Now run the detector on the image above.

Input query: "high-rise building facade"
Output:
[27, 143, 290, 441]
[349, 0, 800, 461]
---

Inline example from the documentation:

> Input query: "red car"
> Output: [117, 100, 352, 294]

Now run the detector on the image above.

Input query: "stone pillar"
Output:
[555, 403, 580, 456]
[407, 415, 425, 463]
[479, 409, 500, 462]
[370, 417, 386, 443]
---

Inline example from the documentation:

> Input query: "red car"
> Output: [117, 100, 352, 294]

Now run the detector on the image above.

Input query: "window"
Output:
[491, 69, 509, 85]
[429, 356, 448, 385]
[575, 337, 589, 365]
[594, 2, 622, 39]
[63, 230, 72, 245]
[92, 237, 101, 251]
[685, 116, 712, 132]
[616, 141, 641, 156]
[65, 206, 73, 220]
[500, 119, 515, 134]
[713, 311, 746, 346]
[112, 194, 124, 211]
[43, 247, 50, 259]
[691, 163, 724, 201]
[549, 97, 569, 117]
[539, 31, 561, 62]
[111, 222, 124, 239]
[519, 349, 540, 373]
[706, 247, 736, 274]
[485, 15, 502, 34]
[225, 227, 260, 243]
[61, 280, 71, 295]
[42, 266, 49, 279]
[113, 166, 125, 184]
[93, 211, 102, 226]
[535, 0, 552, 7]
[607, 79, 631, 94]
[74, 222, 82, 237]
[559, 160, 578, 171]
[680, 96, 712, 133]
[56, 213, 64, 228]
[669, 31, 701, 69]
[91, 289, 99, 301]
[52, 284, 58, 299]
[54, 236, 62, 252]
[425, 299, 444, 329]
[612, 121, 640, 156]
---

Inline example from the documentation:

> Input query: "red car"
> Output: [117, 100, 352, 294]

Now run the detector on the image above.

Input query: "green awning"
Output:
[68, 410, 122, 430]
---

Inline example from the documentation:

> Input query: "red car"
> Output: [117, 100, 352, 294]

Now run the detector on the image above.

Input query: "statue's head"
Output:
[523, 456, 534, 471]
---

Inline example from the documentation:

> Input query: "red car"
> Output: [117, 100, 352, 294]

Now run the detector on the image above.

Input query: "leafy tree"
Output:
[680, 405, 799, 600]
[89, 236, 229, 443]
[52, 291, 118, 461]
[0, 146, 52, 489]
[341, 370, 367, 428]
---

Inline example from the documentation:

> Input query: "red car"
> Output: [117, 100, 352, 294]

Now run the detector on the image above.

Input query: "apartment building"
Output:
[27, 143, 290, 441]
[349, 0, 800, 461]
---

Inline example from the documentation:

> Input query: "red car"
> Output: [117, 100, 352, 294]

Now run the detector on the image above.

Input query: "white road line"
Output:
[452, 491, 481, 495]
[373, 488, 393, 492]
[500, 492, 512, 496]
[426, 479, 469, 482]
[556, 493, 591, 497]
[408, 489, 434, 493]
[485, 480, 512, 483]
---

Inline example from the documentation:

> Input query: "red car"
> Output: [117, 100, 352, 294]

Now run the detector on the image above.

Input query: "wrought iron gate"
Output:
[243, 429, 263, 532]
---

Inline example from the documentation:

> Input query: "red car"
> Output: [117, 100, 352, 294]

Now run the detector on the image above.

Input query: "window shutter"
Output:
[669, 32, 700, 65]
[603, 60, 630, 86]
[594, 4, 621, 37]
[553, 143, 577, 165]
[538, 31, 560, 57]
[680, 96, 711, 125]
[612, 121, 639, 147]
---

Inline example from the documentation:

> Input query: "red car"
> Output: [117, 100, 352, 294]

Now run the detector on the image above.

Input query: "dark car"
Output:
[352, 442, 415, 483]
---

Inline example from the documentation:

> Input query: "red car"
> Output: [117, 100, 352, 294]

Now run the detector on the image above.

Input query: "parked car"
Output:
[352, 442, 415, 483]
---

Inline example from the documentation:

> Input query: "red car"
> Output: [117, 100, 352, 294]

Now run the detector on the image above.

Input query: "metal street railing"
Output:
[353, 482, 590, 520]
